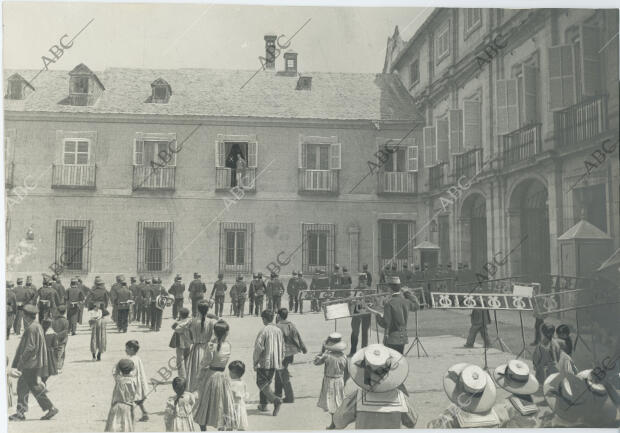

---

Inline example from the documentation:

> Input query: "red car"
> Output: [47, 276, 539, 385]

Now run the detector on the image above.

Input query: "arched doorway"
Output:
[508, 179, 550, 280]
[461, 194, 487, 272]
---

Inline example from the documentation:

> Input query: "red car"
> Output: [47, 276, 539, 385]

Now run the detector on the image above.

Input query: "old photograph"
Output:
[2, 1, 619, 431]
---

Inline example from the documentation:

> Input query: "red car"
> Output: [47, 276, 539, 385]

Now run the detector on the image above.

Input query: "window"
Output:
[302, 223, 335, 273]
[465, 9, 482, 34]
[306, 144, 330, 170]
[410, 59, 419, 86]
[134, 135, 177, 167]
[463, 99, 482, 148]
[573, 184, 607, 232]
[219, 222, 253, 274]
[153, 86, 167, 101]
[70, 76, 89, 94]
[137, 222, 173, 273]
[63, 139, 90, 165]
[378, 220, 415, 270]
[287, 59, 295, 69]
[423, 126, 437, 167]
[8, 81, 23, 99]
[55, 220, 93, 273]
[435, 21, 450, 63]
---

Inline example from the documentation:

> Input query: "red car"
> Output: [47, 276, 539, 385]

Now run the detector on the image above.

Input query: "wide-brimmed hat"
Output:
[574, 369, 617, 427]
[543, 372, 589, 422]
[493, 360, 539, 395]
[324, 332, 347, 352]
[350, 344, 408, 393]
[443, 363, 497, 414]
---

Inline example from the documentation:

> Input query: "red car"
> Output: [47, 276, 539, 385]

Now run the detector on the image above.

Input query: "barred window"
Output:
[55, 220, 93, 273]
[137, 221, 173, 273]
[219, 222, 253, 275]
[378, 220, 415, 271]
[302, 223, 336, 274]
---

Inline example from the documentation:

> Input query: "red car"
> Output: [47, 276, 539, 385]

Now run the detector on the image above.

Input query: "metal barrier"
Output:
[298, 288, 376, 314]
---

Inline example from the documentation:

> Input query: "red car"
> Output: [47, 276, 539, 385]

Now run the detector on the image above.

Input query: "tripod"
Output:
[489, 310, 511, 353]
[405, 309, 428, 357]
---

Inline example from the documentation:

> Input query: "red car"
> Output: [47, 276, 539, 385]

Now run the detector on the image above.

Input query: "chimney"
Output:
[264, 34, 277, 70]
[283, 51, 298, 75]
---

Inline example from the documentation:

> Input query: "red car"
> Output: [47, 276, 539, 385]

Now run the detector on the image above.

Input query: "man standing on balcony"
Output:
[236, 153, 247, 189]
[188, 272, 206, 317]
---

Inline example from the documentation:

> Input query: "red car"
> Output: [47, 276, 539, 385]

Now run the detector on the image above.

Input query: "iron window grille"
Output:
[137, 221, 174, 273]
[219, 222, 254, 275]
[302, 223, 336, 274]
[378, 220, 416, 271]
[55, 220, 93, 273]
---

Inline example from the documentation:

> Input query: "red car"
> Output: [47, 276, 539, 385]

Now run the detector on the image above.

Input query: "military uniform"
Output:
[77, 279, 90, 324]
[116, 282, 132, 332]
[231, 280, 247, 317]
[188, 276, 206, 317]
[66, 282, 85, 335]
[376, 293, 410, 353]
[339, 270, 352, 298]
[308, 273, 329, 312]
[349, 277, 371, 355]
[248, 275, 256, 316]
[38, 281, 60, 323]
[129, 278, 140, 322]
[87, 283, 109, 310]
[6, 283, 17, 339]
[211, 278, 227, 317]
[294, 275, 308, 313]
[140, 280, 151, 324]
[13, 280, 36, 335]
[150, 280, 166, 331]
[168, 278, 186, 319]
[51, 279, 66, 306]
[251, 278, 266, 315]
[267, 277, 284, 311]
[287, 275, 300, 313]
[110, 277, 121, 324]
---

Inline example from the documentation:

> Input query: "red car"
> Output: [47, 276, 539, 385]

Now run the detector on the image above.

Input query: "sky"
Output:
[2, 2, 433, 73]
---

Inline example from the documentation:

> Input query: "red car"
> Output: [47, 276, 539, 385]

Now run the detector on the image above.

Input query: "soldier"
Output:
[110, 275, 121, 326]
[294, 271, 307, 313]
[286, 271, 298, 312]
[400, 263, 414, 287]
[361, 264, 372, 289]
[329, 264, 342, 296]
[66, 278, 85, 335]
[231, 275, 247, 317]
[150, 277, 166, 331]
[51, 275, 66, 307]
[168, 274, 185, 320]
[253, 274, 266, 316]
[248, 273, 257, 316]
[13, 277, 33, 336]
[379, 264, 390, 284]
[188, 272, 207, 317]
[268, 273, 284, 311]
[140, 277, 151, 325]
[24, 275, 37, 298]
[349, 273, 371, 356]
[38, 274, 60, 323]
[116, 276, 132, 333]
[339, 267, 352, 298]
[375, 276, 415, 354]
[230, 277, 239, 316]
[77, 277, 90, 324]
[210, 273, 227, 317]
[86, 276, 109, 310]
[464, 299, 491, 348]
[129, 276, 140, 322]
[7, 281, 17, 339]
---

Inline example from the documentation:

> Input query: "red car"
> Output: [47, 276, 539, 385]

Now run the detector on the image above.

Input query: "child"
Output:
[532, 323, 561, 384]
[52, 305, 70, 373]
[193, 320, 236, 431]
[41, 318, 59, 384]
[229, 360, 249, 431]
[125, 340, 149, 422]
[105, 359, 137, 432]
[314, 332, 348, 429]
[164, 377, 198, 432]
[89, 304, 108, 361]
[170, 308, 192, 379]
[556, 324, 573, 355]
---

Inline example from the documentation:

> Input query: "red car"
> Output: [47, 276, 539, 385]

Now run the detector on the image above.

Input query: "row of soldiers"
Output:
[379, 261, 477, 287]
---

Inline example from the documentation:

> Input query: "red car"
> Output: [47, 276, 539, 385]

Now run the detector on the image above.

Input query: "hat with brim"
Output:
[23, 304, 38, 315]
[324, 332, 347, 352]
[575, 369, 617, 426]
[493, 359, 539, 395]
[443, 363, 497, 414]
[543, 372, 589, 422]
[350, 344, 408, 393]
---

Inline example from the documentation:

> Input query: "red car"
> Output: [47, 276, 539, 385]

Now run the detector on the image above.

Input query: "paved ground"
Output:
[5, 298, 554, 431]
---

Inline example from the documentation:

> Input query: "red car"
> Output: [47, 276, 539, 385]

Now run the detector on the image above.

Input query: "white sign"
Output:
[324, 302, 351, 320]
[513, 285, 534, 297]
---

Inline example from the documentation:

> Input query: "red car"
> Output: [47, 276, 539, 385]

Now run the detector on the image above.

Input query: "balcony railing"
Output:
[298, 169, 339, 194]
[52, 164, 96, 189]
[69, 93, 94, 106]
[215, 167, 256, 192]
[554, 94, 608, 148]
[5, 162, 14, 188]
[501, 123, 542, 167]
[429, 162, 447, 191]
[453, 148, 483, 180]
[379, 171, 418, 194]
[132, 166, 176, 191]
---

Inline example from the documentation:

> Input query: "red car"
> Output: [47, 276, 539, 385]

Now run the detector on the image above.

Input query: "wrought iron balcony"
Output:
[453, 148, 483, 180]
[132, 166, 176, 191]
[215, 167, 256, 192]
[378, 171, 418, 194]
[52, 164, 96, 189]
[298, 169, 339, 194]
[501, 124, 542, 167]
[554, 94, 608, 148]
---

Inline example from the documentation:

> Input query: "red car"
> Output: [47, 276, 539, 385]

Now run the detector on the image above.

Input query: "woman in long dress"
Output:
[193, 320, 237, 431]
[105, 359, 137, 432]
[186, 300, 216, 392]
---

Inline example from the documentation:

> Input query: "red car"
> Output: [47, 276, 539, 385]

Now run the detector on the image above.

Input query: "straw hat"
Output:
[324, 332, 347, 352]
[350, 344, 408, 393]
[543, 372, 589, 422]
[443, 363, 497, 414]
[493, 360, 539, 395]
[388, 276, 401, 285]
[575, 369, 617, 427]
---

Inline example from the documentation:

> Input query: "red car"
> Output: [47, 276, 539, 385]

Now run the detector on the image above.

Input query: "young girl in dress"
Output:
[164, 377, 198, 432]
[532, 323, 562, 384]
[186, 300, 217, 392]
[41, 318, 59, 384]
[228, 360, 249, 431]
[125, 340, 149, 422]
[193, 320, 236, 431]
[314, 332, 348, 430]
[89, 304, 109, 361]
[105, 358, 137, 432]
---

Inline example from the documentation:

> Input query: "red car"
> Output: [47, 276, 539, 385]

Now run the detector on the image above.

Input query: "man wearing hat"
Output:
[129, 276, 139, 322]
[188, 272, 207, 317]
[427, 363, 500, 428]
[286, 271, 298, 313]
[348, 273, 372, 356]
[38, 274, 60, 323]
[149, 277, 167, 331]
[52, 305, 69, 372]
[248, 273, 257, 316]
[329, 264, 342, 297]
[168, 274, 186, 320]
[50, 275, 66, 307]
[7, 281, 17, 339]
[24, 276, 37, 300]
[9, 304, 59, 421]
[86, 276, 109, 310]
[464, 299, 491, 348]
[399, 263, 413, 287]
[492, 360, 541, 427]
[66, 278, 85, 335]
[333, 344, 417, 429]
[139, 277, 150, 325]
[13, 278, 32, 336]
[267, 272, 284, 312]
[110, 275, 122, 325]
[275, 308, 307, 402]
[362, 264, 372, 289]
[230, 275, 247, 318]
[116, 276, 133, 333]
[309, 269, 329, 313]
[252, 273, 266, 316]
[210, 273, 228, 318]
[375, 276, 412, 354]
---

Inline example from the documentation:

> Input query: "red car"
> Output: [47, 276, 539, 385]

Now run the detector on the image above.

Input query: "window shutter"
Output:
[133, 133, 144, 166]
[522, 64, 538, 125]
[506, 80, 519, 133]
[329, 142, 341, 170]
[548, 45, 574, 110]
[298, 135, 306, 169]
[436, 118, 450, 163]
[215, 134, 225, 168]
[496, 80, 508, 134]
[448, 109, 463, 154]
[463, 100, 482, 148]
[407, 145, 418, 172]
[580, 25, 600, 96]
[167, 133, 177, 166]
[247, 136, 258, 168]
[423, 126, 436, 167]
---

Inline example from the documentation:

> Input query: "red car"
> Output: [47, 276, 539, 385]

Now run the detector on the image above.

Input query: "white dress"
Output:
[230, 379, 249, 430]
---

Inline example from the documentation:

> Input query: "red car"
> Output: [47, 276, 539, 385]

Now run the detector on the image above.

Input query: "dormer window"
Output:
[5, 73, 34, 100]
[282, 51, 298, 76]
[64, 63, 105, 106]
[71, 76, 89, 94]
[149, 78, 172, 103]
[296, 75, 312, 90]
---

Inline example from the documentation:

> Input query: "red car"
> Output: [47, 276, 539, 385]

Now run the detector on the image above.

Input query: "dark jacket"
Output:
[188, 279, 207, 299]
[168, 282, 186, 299]
[250, 280, 266, 297]
[377, 293, 410, 345]
[276, 319, 307, 357]
[211, 280, 227, 298]
[66, 285, 85, 304]
[267, 279, 284, 298]
[87, 286, 109, 308]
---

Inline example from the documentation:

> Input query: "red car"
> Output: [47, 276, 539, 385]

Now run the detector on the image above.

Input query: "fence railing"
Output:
[132, 166, 176, 190]
[298, 169, 339, 193]
[215, 167, 256, 191]
[502, 123, 542, 167]
[379, 171, 418, 194]
[52, 164, 96, 189]
[554, 94, 608, 148]
[454, 148, 483, 180]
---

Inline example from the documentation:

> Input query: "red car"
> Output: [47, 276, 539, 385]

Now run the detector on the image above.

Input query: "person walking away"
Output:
[230, 279, 239, 316]
[287, 272, 298, 312]
[124, 340, 149, 422]
[9, 304, 59, 421]
[211, 273, 227, 318]
[275, 308, 307, 402]
[66, 278, 84, 335]
[186, 300, 217, 392]
[314, 332, 348, 429]
[116, 277, 132, 333]
[248, 274, 256, 316]
[51, 305, 69, 372]
[232, 275, 247, 317]
[77, 277, 89, 325]
[139, 278, 150, 325]
[105, 358, 137, 432]
[170, 308, 192, 379]
[7, 281, 17, 339]
[164, 377, 198, 432]
[464, 299, 492, 348]
[89, 304, 109, 361]
[38, 274, 59, 323]
[86, 276, 110, 310]
[13, 278, 31, 336]
[253, 309, 284, 416]
[252, 274, 266, 316]
[110, 275, 121, 327]
[268, 273, 284, 311]
[188, 273, 207, 317]
[229, 361, 249, 431]
[294, 271, 307, 313]
[349, 273, 371, 356]
[375, 276, 412, 354]
[128, 277, 139, 323]
[51, 275, 66, 310]
[168, 274, 185, 320]
[40, 319, 59, 384]
[151, 277, 167, 331]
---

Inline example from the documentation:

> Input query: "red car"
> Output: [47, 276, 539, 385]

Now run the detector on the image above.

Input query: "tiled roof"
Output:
[558, 219, 611, 241]
[3, 67, 421, 122]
